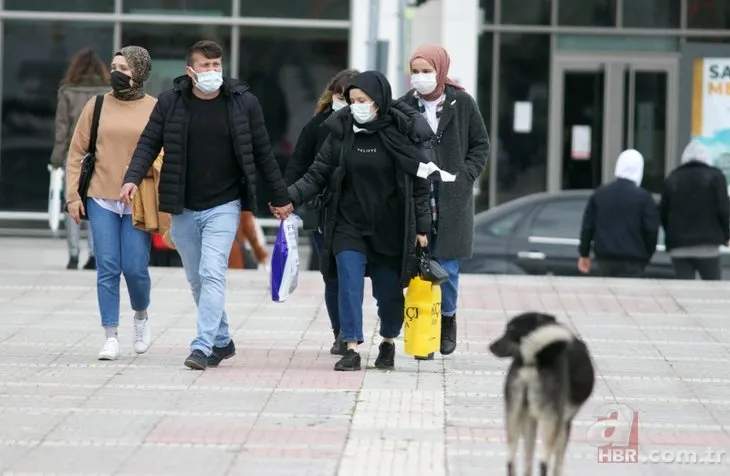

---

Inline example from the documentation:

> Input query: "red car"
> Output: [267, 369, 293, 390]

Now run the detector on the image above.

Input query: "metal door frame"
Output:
[548, 53, 679, 192]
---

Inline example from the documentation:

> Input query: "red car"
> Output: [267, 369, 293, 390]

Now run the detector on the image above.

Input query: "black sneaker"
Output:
[208, 340, 236, 367]
[184, 349, 208, 370]
[334, 349, 361, 371]
[440, 315, 457, 355]
[83, 256, 97, 270]
[415, 353, 435, 361]
[66, 257, 79, 270]
[330, 332, 346, 355]
[374, 341, 395, 370]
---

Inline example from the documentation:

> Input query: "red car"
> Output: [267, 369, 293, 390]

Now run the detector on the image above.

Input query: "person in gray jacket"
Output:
[400, 44, 490, 357]
[50, 48, 110, 270]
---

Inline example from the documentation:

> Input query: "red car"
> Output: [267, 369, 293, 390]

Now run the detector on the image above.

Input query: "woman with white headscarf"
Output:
[660, 140, 730, 280]
[578, 149, 660, 277]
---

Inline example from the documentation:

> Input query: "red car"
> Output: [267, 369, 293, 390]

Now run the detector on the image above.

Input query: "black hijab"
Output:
[345, 71, 454, 182]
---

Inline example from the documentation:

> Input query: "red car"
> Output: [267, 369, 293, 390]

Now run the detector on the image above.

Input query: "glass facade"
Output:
[0, 0, 349, 215]
[479, 0, 730, 211]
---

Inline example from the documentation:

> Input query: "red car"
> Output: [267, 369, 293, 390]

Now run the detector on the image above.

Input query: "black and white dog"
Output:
[489, 312, 595, 476]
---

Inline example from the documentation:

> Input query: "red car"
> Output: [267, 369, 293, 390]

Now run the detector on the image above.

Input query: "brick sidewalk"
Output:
[0, 268, 729, 475]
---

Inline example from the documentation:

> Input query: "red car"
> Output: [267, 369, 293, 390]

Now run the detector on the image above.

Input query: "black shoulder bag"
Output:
[77, 94, 104, 221]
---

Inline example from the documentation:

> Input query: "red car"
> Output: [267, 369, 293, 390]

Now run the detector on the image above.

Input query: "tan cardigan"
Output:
[132, 152, 174, 249]
[65, 92, 157, 204]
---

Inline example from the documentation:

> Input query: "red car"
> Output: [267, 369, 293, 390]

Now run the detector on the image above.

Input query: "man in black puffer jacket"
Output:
[660, 140, 730, 280]
[121, 40, 292, 370]
[578, 149, 660, 278]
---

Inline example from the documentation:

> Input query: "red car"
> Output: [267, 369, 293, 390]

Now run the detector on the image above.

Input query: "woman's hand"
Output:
[416, 234, 428, 248]
[269, 202, 294, 220]
[67, 200, 85, 224]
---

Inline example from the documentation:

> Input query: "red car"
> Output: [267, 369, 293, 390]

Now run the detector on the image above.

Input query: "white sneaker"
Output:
[98, 337, 121, 361]
[133, 313, 151, 354]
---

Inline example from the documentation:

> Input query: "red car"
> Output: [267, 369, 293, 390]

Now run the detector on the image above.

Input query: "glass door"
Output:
[548, 54, 678, 193]
[561, 71, 605, 190]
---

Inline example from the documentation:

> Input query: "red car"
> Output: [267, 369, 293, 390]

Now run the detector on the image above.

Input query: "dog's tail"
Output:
[519, 324, 574, 365]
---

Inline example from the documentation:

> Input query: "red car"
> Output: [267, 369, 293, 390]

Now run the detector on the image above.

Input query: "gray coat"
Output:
[50, 81, 111, 168]
[400, 86, 490, 260]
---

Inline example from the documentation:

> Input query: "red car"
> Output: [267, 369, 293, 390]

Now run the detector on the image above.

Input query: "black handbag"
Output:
[76, 94, 104, 221]
[416, 246, 449, 285]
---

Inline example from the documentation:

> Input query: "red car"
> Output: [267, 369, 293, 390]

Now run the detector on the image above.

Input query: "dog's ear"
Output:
[538, 313, 557, 325]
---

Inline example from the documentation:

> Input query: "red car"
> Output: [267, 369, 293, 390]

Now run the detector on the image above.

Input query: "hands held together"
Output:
[270, 202, 294, 220]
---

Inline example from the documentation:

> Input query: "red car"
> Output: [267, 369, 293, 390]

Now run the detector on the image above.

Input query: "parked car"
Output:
[461, 190, 730, 279]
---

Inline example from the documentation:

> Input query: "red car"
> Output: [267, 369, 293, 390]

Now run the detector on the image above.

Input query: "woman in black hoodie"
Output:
[283, 71, 455, 372]
[285, 68, 358, 356]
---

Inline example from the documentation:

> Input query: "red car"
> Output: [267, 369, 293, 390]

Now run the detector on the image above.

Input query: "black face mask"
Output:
[111, 70, 132, 92]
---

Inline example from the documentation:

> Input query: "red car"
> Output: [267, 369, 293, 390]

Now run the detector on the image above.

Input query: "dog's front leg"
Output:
[522, 417, 538, 476]
[538, 419, 560, 476]
[552, 420, 572, 476]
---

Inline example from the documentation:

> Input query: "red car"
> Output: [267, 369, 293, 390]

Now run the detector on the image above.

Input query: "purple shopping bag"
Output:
[270, 214, 301, 302]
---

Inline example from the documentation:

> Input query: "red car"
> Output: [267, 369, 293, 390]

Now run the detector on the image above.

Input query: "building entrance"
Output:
[548, 54, 679, 194]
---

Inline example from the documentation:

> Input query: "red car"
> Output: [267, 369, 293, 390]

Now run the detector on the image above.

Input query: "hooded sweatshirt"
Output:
[660, 140, 729, 256]
[579, 149, 660, 263]
[614, 149, 644, 186]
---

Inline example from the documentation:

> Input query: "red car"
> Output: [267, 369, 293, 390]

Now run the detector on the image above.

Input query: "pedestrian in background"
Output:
[285, 68, 359, 356]
[66, 46, 156, 360]
[284, 71, 434, 372]
[400, 44, 490, 358]
[121, 40, 292, 371]
[50, 48, 110, 271]
[660, 140, 730, 280]
[578, 149, 659, 278]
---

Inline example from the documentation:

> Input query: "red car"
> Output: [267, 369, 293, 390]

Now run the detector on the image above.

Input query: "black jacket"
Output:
[579, 178, 660, 264]
[287, 101, 432, 288]
[660, 161, 730, 250]
[284, 110, 331, 186]
[124, 75, 289, 214]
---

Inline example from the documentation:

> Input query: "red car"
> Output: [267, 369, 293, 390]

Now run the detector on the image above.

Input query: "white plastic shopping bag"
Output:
[48, 165, 64, 234]
[270, 214, 302, 302]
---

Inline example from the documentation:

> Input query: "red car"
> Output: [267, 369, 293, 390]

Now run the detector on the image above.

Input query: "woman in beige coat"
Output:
[50, 48, 110, 270]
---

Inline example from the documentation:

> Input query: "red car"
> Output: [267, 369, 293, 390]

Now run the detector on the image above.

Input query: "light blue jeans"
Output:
[170, 199, 241, 356]
[87, 200, 151, 328]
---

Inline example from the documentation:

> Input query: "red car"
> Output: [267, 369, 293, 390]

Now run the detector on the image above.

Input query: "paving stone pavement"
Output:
[1, 266, 730, 475]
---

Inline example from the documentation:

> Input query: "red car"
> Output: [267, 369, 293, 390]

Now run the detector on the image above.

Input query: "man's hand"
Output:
[416, 234, 428, 248]
[67, 200, 85, 225]
[577, 257, 591, 274]
[120, 183, 138, 204]
[269, 202, 294, 220]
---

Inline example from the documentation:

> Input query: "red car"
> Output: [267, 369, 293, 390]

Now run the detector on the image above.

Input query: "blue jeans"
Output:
[335, 250, 404, 343]
[430, 181, 460, 317]
[170, 200, 240, 356]
[312, 231, 340, 337]
[87, 200, 151, 328]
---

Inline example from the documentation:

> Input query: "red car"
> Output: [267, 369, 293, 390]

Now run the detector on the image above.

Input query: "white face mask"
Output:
[411, 73, 438, 95]
[191, 69, 223, 94]
[332, 99, 347, 111]
[351, 102, 377, 124]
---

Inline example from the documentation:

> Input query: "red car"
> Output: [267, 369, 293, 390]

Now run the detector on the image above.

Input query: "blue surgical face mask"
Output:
[332, 99, 347, 111]
[351, 102, 376, 123]
[190, 68, 223, 94]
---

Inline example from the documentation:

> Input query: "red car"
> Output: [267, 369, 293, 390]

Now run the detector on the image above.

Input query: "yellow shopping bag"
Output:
[403, 276, 442, 357]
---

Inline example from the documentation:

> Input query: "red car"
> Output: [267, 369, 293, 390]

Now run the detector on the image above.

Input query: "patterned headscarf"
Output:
[114, 46, 151, 101]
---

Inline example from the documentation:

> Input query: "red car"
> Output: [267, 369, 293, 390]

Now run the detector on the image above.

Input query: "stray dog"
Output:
[489, 312, 595, 476]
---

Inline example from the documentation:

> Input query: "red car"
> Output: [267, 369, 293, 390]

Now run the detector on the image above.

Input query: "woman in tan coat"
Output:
[66, 46, 157, 361]
[50, 48, 110, 270]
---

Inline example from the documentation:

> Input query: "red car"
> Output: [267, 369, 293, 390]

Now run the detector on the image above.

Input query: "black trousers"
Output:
[597, 260, 645, 278]
[671, 256, 722, 281]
